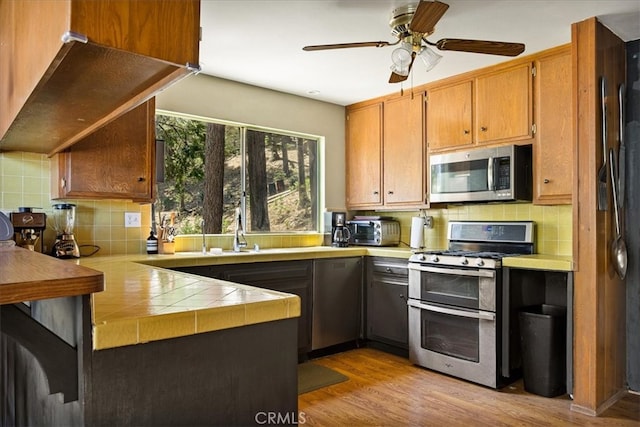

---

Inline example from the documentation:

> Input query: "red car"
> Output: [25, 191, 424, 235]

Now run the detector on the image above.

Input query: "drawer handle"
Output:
[138, 177, 146, 182]
[463, 129, 470, 135]
[543, 178, 550, 184]
[480, 126, 488, 132]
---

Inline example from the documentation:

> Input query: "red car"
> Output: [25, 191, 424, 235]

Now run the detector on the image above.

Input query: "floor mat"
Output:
[298, 362, 348, 394]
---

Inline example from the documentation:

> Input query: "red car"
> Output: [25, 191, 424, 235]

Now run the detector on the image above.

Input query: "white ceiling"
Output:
[199, 0, 640, 106]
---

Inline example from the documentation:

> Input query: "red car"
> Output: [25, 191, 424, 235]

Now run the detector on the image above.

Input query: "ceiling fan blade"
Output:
[389, 52, 416, 84]
[435, 38, 525, 56]
[409, 1, 450, 34]
[303, 41, 393, 51]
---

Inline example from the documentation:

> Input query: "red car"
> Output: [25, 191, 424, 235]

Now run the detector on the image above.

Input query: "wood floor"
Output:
[298, 348, 640, 426]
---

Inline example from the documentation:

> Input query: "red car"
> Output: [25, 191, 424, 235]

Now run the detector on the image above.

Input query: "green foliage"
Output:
[154, 114, 318, 234]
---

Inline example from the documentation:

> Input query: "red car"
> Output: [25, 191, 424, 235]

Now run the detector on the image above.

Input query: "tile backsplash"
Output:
[0, 152, 323, 255]
[1, 151, 572, 257]
[1, 152, 149, 255]
[369, 202, 572, 256]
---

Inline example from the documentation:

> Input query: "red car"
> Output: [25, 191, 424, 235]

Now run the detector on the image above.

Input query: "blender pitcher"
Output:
[51, 203, 80, 258]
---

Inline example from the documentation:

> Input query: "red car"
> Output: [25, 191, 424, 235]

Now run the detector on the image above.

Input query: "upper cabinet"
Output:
[426, 62, 534, 152]
[346, 103, 383, 208]
[0, 0, 200, 156]
[51, 99, 156, 203]
[346, 93, 427, 210]
[426, 80, 473, 150]
[475, 62, 533, 144]
[383, 93, 426, 208]
[533, 46, 573, 204]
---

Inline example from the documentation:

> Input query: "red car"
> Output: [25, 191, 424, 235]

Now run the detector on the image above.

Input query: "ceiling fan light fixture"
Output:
[391, 46, 412, 67]
[420, 45, 442, 72]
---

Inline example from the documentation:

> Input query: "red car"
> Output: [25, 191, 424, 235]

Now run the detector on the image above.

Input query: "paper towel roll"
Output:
[410, 216, 425, 249]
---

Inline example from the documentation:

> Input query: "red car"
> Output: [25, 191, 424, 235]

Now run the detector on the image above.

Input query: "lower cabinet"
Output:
[366, 257, 409, 350]
[311, 257, 362, 351]
[172, 261, 313, 356]
[174, 255, 410, 356]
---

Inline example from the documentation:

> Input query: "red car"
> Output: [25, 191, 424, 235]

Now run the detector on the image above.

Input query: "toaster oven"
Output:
[346, 219, 400, 246]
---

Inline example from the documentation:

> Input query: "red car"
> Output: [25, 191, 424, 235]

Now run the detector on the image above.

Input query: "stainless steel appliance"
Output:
[429, 144, 532, 204]
[51, 203, 80, 258]
[407, 220, 534, 388]
[347, 217, 400, 246]
[331, 212, 350, 247]
[10, 207, 46, 252]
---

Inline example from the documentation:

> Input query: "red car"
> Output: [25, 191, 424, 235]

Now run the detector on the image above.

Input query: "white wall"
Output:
[155, 74, 347, 211]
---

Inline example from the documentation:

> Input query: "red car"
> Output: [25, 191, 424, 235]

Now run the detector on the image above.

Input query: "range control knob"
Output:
[460, 256, 469, 265]
[475, 258, 485, 267]
[430, 255, 439, 263]
[418, 254, 427, 262]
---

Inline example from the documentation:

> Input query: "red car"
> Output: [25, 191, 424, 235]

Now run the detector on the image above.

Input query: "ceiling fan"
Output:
[303, 1, 525, 83]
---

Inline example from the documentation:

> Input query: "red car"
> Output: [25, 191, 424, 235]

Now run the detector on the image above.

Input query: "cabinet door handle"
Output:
[137, 177, 146, 182]
[480, 126, 488, 132]
[373, 191, 379, 195]
[543, 178, 550, 184]
[61, 178, 66, 189]
[463, 130, 470, 135]
[387, 191, 394, 195]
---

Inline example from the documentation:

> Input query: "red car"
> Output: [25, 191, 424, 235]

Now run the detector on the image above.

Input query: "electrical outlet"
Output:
[125, 212, 141, 228]
[424, 216, 434, 229]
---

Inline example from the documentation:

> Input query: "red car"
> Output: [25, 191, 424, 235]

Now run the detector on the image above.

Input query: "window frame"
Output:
[156, 109, 324, 235]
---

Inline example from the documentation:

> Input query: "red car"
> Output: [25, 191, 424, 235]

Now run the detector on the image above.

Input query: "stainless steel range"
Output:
[407, 221, 534, 388]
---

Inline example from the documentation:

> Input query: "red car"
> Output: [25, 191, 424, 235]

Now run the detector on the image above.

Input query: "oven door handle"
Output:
[408, 300, 496, 321]
[408, 264, 495, 278]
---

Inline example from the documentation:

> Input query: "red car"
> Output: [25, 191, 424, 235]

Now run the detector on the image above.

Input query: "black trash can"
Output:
[519, 304, 567, 397]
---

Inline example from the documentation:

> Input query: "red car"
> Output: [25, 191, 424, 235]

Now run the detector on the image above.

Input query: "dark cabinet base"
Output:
[1, 295, 298, 426]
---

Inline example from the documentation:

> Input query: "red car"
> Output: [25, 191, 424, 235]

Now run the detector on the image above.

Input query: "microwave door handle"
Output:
[487, 156, 495, 191]
[408, 300, 496, 321]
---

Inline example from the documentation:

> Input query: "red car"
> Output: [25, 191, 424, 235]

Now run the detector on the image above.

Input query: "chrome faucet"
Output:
[233, 207, 247, 252]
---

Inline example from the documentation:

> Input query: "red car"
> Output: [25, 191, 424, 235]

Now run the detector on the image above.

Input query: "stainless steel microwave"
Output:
[429, 144, 532, 203]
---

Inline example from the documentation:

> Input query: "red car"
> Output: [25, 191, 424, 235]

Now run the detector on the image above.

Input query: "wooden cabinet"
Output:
[426, 80, 473, 150]
[383, 93, 427, 207]
[51, 99, 156, 202]
[475, 62, 534, 144]
[533, 47, 573, 204]
[346, 93, 426, 210]
[0, 0, 200, 155]
[426, 62, 533, 152]
[366, 257, 409, 352]
[346, 103, 383, 208]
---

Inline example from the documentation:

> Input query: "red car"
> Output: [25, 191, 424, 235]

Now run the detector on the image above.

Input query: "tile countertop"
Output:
[77, 246, 571, 351]
[502, 254, 574, 271]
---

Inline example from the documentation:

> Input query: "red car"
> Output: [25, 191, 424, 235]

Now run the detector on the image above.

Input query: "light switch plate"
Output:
[125, 212, 141, 228]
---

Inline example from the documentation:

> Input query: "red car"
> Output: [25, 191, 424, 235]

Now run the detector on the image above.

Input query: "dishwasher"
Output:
[311, 257, 362, 350]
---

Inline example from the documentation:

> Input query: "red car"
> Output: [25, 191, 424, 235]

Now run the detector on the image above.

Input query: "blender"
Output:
[51, 203, 80, 258]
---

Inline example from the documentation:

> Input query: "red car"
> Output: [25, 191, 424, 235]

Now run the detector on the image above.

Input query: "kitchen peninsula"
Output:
[1, 247, 302, 426]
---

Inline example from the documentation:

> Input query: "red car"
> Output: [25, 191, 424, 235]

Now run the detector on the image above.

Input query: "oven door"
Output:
[407, 299, 498, 388]
[408, 263, 496, 311]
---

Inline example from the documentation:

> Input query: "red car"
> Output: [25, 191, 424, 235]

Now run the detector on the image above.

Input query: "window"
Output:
[154, 113, 320, 235]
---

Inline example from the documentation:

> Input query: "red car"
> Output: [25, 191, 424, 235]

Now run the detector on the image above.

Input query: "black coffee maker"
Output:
[331, 212, 350, 247]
